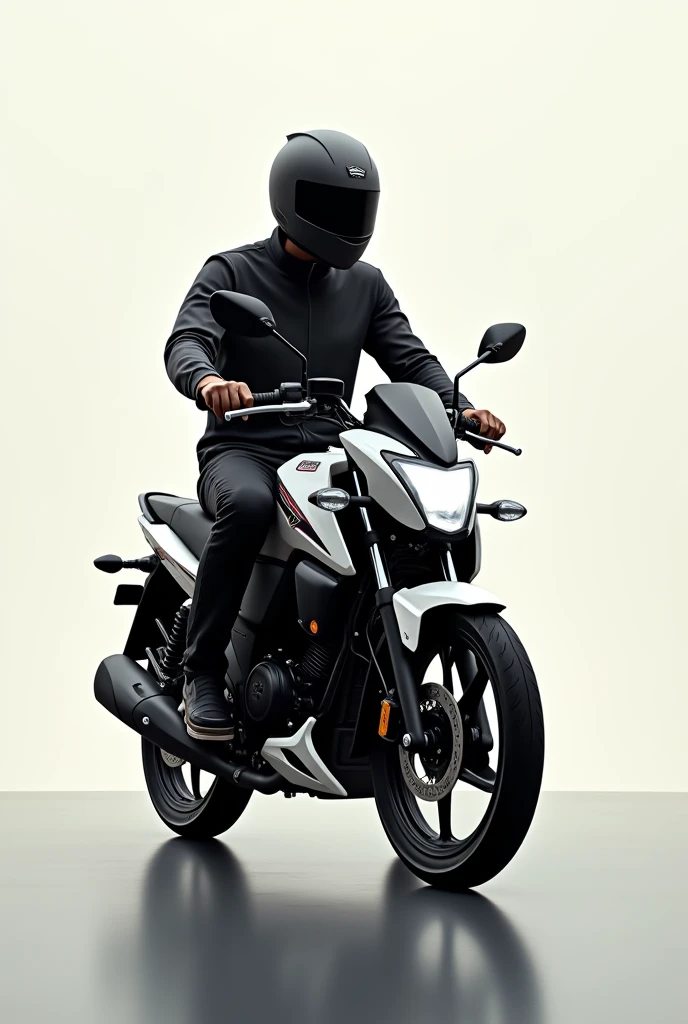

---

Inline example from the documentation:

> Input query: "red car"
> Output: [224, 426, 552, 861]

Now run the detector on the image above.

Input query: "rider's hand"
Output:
[197, 376, 254, 422]
[461, 409, 506, 455]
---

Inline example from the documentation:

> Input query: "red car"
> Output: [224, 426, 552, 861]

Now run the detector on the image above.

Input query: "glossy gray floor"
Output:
[1, 792, 686, 1024]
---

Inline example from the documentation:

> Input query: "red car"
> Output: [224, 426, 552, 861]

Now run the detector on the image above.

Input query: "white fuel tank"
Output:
[276, 449, 355, 576]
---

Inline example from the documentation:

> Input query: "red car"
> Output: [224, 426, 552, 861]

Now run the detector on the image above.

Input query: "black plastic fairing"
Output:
[123, 562, 186, 662]
[363, 383, 457, 465]
[294, 560, 344, 642]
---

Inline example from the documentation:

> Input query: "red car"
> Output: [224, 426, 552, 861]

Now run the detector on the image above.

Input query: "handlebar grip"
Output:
[462, 416, 482, 434]
[251, 390, 281, 407]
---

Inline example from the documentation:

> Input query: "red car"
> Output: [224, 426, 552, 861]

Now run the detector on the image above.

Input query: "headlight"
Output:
[393, 459, 477, 533]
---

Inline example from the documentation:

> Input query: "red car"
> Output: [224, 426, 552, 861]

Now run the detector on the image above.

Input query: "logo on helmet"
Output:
[346, 165, 366, 179]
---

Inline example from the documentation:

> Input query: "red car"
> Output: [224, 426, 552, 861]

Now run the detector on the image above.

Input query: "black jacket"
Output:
[165, 228, 473, 469]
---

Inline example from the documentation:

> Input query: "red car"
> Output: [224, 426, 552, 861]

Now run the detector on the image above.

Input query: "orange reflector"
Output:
[378, 699, 391, 737]
[309, 620, 319, 635]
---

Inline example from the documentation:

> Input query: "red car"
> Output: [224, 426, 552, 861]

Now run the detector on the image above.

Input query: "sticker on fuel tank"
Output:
[277, 483, 330, 554]
[296, 461, 321, 472]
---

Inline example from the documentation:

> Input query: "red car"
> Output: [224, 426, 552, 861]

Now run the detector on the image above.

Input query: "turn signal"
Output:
[378, 700, 392, 737]
[309, 620, 319, 635]
[494, 500, 527, 521]
[309, 487, 351, 512]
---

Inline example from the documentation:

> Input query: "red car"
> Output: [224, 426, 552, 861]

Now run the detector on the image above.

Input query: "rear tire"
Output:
[372, 610, 544, 890]
[141, 738, 252, 839]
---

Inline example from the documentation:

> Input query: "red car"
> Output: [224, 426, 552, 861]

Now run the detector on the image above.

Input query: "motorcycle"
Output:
[93, 290, 544, 890]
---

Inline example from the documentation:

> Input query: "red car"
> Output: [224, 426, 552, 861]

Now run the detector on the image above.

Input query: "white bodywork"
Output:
[393, 581, 506, 651]
[340, 429, 425, 530]
[276, 448, 355, 575]
[261, 717, 347, 796]
[139, 518, 198, 597]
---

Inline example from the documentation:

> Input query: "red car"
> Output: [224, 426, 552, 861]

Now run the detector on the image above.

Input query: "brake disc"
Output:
[399, 683, 463, 802]
[161, 750, 186, 768]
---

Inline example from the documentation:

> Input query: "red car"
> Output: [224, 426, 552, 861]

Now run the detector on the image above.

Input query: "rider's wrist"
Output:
[193, 373, 222, 408]
[196, 374, 222, 394]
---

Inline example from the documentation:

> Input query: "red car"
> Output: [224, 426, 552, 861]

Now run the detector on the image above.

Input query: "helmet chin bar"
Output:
[282, 228, 374, 271]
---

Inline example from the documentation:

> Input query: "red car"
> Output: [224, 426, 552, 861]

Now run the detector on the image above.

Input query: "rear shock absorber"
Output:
[159, 600, 192, 678]
[146, 599, 191, 689]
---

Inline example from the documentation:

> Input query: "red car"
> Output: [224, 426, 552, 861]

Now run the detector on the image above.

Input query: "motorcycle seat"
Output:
[142, 493, 212, 560]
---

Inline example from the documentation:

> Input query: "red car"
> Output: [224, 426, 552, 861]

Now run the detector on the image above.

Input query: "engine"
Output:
[242, 558, 345, 739]
[245, 658, 297, 732]
[244, 638, 336, 737]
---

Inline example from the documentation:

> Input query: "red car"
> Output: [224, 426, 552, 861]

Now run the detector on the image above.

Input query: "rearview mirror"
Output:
[478, 323, 526, 363]
[209, 290, 276, 337]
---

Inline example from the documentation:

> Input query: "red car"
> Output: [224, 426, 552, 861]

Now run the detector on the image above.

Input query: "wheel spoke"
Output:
[440, 646, 454, 693]
[458, 764, 496, 793]
[455, 648, 489, 717]
[190, 764, 202, 800]
[438, 793, 453, 840]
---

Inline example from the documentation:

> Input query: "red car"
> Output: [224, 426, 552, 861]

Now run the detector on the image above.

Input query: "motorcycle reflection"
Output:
[95, 839, 544, 1024]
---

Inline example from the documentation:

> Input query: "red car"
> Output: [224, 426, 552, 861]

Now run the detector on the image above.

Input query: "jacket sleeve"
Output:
[363, 269, 473, 412]
[164, 256, 235, 403]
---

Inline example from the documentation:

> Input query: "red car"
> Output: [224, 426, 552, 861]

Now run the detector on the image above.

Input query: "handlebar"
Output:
[223, 380, 360, 425]
[455, 412, 522, 456]
[251, 389, 281, 407]
[226, 392, 521, 452]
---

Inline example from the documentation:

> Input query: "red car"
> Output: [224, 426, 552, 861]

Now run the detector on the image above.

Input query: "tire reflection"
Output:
[98, 838, 543, 1024]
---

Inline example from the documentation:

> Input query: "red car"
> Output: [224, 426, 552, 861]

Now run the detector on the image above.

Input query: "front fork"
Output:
[353, 472, 430, 753]
[354, 475, 494, 758]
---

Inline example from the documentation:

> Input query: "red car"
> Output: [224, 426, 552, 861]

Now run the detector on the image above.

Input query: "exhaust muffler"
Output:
[94, 654, 281, 794]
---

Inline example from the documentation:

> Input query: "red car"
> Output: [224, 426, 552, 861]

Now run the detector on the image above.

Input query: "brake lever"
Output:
[224, 401, 314, 421]
[462, 429, 522, 456]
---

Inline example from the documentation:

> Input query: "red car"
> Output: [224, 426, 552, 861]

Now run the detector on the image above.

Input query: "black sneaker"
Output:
[183, 675, 234, 742]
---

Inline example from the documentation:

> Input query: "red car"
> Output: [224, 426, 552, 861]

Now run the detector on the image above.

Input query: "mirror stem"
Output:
[271, 328, 309, 390]
[451, 347, 499, 426]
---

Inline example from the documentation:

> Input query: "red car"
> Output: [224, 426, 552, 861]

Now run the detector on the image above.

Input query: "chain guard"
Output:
[398, 683, 463, 802]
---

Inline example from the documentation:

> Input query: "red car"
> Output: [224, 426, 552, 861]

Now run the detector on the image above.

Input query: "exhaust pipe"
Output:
[94, 654, 282, 794]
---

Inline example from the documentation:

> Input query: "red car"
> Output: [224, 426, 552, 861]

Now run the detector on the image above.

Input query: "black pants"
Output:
[183, 447, 288, 680]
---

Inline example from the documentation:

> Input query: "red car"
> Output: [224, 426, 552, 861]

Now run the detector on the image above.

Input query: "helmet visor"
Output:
[295, 180, 379, 239]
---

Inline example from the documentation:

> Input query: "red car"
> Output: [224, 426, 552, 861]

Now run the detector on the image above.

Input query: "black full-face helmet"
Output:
[269, 129, 380, 269]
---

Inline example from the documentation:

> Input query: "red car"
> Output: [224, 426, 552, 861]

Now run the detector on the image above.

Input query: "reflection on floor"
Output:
[0, 792, 686, 1023]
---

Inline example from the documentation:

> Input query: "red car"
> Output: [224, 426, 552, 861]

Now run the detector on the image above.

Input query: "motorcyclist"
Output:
[165, 129, 506, 742]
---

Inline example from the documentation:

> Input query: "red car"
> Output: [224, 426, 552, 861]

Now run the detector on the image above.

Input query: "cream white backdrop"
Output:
[0, 0, 686, 790]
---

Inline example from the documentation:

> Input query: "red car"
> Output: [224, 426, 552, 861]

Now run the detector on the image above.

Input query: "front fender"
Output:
[393, 581, 506, 652]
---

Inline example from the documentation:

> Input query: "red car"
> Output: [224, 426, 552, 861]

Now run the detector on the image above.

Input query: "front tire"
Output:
[372, 610, 544, 890]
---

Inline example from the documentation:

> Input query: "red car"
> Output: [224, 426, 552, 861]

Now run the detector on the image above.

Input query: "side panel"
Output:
[139, 518, 197, 597]
[339, 429, 425, 531]
[277, 449, 355, 576]
[393, 581, 506, 651]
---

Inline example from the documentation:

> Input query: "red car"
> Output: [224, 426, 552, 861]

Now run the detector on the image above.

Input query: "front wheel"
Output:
[371, 610, 544, 890]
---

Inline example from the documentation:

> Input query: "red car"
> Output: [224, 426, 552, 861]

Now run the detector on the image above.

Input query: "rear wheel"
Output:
[141, 738, 252, 838]
[371, 610, 544, 890]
